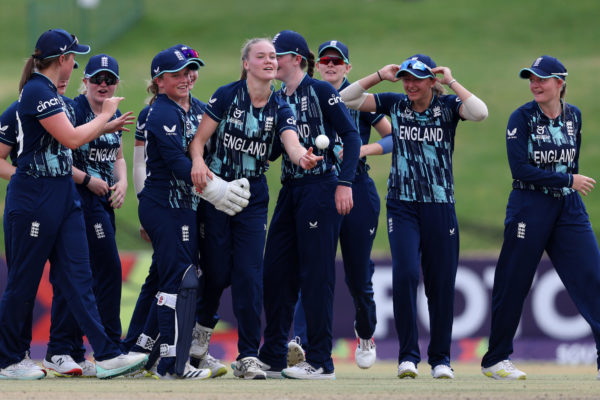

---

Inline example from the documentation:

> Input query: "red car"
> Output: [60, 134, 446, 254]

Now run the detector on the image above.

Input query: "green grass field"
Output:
[0, 361, 598, 400]
[0, 0, 599, 254]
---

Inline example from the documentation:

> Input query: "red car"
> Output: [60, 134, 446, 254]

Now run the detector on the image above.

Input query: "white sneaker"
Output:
[481, 360, 526, 380]
[432, 364, 454, 379]
[355, 337, 376, 369]
[42, 354, 82, 377]
[282, 361, 336, 380]
[190, 323, 213, 358]
[22, 352, 46, 376]
[231, 358, 282, 379]
[0, 359, 46, 380]
[77, 360, 97, 378]
[397, 361, 418, 379]
[95, 352, 148, 379]
[197, 353, 227, 378]
[231, 357, 266, 380]
[157, 361, 211, 380]
[287, 337, 305, 367]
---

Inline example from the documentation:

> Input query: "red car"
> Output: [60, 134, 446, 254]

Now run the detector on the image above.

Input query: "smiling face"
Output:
[243, 40, 277, 82]
[316, 49, 350, 89]
[529, 75, 563, 105]
[401, 74, 435, 105]
[84, 72, 118, 107]
[156, 68, 191, 103]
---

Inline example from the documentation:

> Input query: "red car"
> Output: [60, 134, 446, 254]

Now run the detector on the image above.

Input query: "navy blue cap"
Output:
[318, 40, 349, 64]
[519, 55, 567, 80]
[34, 29, 90, 60]
[272, 30, 310, 59]
[84, 54, 119, 79]
[151, 47, 201, 79]
[170, 44, 205, 67]
[396, 54, 436, 79]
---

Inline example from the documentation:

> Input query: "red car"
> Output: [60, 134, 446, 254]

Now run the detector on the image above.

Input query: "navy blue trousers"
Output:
[195, 175, 268, 359]
[293, 173, 379, 345]
[482, 190, 600, 369]
[48, 188, 122, 358]
[387, 199, 459, 368]
[260, 173, 341, 373]
[0, 175, 121, 367]
[138, 196, 198, 373]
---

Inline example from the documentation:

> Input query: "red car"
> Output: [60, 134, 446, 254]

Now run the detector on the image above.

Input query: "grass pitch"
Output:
[0, 361, 598, 400]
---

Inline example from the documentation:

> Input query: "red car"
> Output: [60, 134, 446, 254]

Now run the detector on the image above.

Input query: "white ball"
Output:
[315, 134, 330, 150]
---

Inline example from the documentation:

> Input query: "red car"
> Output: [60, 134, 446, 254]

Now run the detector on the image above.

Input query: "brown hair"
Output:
[146, 79, 160, 105]
[19, 51, 55, 93]
[240, 38, 272, 80]
[301, 51, 316, 77]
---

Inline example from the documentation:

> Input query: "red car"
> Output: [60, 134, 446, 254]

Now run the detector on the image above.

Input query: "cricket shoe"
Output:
[43, 354, 82, 377]
[355, 335, 376, 369]
[0, 358, 46, 380]
[77, 360, 97, 377]
[96, 352, 148, 379]
[282, 361, 335, 380]
[190, 323, 213, 359]
[196, 353, 227, 378]
[231, 357, 266, 380]
[397, 361, 418, 379]
[287, 336, 305, 367]
[22, 352, 47, 376]
[157, 362, 211, 380]
[481, 360, 526, 380]
[432, 364, 454, 379]
[232, 358, 282, 379]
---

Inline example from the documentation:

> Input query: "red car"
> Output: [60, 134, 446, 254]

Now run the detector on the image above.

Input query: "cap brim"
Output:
[187, 57, 205, 67]
[519, 67, 555, 79]
[85, 69, 120, 80]
[154, 60, 201, 79]
[318, 45, 349, 63]
[66, 44, 91, 56]
[396, 69, 433, 79]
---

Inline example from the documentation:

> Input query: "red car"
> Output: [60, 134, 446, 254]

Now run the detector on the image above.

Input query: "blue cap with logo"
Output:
[519, 55, 567, 81]
[34, 29, 90, 60]
[318, 40, 349, 64]
[170, 44, 205, 67]
[272, 30, 310, 59]
[395, 54, 436, 79]
[84, 54, 119, 79]
[151, 47, 202, 79]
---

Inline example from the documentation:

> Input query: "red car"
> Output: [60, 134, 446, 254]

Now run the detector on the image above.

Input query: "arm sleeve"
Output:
[506, 109, 571, 188]
[376, 134, 393, 154]
[132, 145, 146, 194]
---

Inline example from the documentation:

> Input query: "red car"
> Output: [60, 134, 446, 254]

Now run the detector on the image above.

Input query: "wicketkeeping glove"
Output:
[194, 175, 251, 216]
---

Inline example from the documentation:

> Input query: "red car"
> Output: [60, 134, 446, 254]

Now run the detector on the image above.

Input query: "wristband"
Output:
[82, 174, 91, 186]
[448, 79, 457, 88]
[377, 70, 383, 81]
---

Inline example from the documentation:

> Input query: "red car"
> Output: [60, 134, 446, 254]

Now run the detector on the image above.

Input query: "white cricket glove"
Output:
[194, 175, 251, 216]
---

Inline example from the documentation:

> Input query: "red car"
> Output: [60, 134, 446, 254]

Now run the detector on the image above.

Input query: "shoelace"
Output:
[358, 338, 375, 350]
[499, 360, 516, 372]
[294, 361, 316, 374]
[240, 358, 262, 372]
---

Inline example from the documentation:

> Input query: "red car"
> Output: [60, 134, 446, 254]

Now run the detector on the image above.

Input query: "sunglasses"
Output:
[89, 73, 117, 86]
[399, 60, 434, 76]
[181, 47, 199, 59]
[318, 56, 345, 66]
